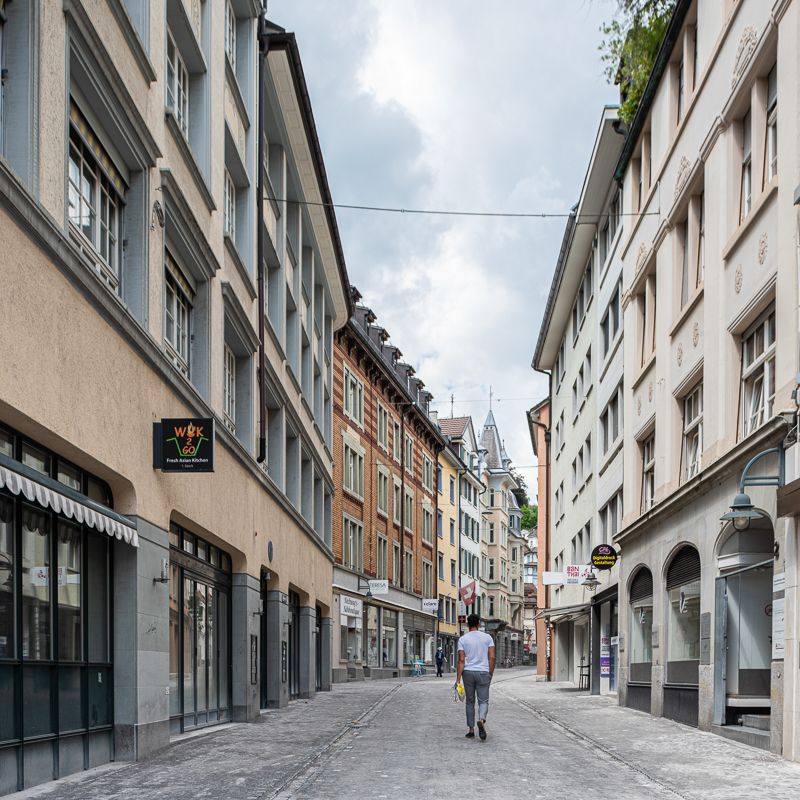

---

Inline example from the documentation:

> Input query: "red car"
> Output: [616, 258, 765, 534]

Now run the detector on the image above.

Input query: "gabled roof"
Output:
[439, 416, 470, 438]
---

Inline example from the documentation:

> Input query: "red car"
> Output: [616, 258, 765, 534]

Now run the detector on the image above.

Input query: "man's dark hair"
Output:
[467, 613, 480, 629]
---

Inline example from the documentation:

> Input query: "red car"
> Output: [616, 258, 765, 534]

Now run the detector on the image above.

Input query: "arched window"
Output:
[629, 567, 654, 683]
[665, 546, 701, 684]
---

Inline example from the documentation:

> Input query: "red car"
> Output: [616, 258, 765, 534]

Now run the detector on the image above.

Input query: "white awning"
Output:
[0, 464, 138, 547]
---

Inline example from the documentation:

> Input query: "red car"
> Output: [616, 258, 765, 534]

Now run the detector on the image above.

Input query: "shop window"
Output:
[629, 567, 653, 683]
[666, 546, 701, 685]
[382, 609, 397, 667]
[365, 606, 379, 667]
[340, 606, 361, 663]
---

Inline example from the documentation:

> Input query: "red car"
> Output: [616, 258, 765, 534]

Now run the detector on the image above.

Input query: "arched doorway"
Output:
[663, 545, 701, 727]
[627, 566, 653, 713]
[714, 516, 774, 734]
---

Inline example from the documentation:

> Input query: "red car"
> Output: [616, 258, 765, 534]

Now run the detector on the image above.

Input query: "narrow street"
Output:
[14, 671, 800, 800]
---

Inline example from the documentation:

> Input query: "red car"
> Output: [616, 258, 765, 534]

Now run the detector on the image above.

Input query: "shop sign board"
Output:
[422, 598, 439, 614]
[341, 595, 363, 618]
[591, 544, 618, 570]
[773, 572, 786, 593]
[543, 571, 564, 585]
[772, 597, 785, 659]
[153, 418, 215, 472]
[564, 565, 593, 585]
[368, 580, 389, 595]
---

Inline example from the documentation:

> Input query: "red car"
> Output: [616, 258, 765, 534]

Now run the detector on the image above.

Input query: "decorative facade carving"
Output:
[731, 27, 759, 88]
[677, 344, 684, 367]
[648, 382, 654, 402]
[192, 0, 202, 37]
[674, 157, 691, 200]
[637, 396, 642, 416]
[636, 242, 649, 273]
[692, 322, 700, 348]
[758, 232, 768, 265]
[734, 266, 743, 294]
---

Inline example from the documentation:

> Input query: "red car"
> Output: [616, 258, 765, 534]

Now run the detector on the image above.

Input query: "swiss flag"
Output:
[459, 580, 477, 606]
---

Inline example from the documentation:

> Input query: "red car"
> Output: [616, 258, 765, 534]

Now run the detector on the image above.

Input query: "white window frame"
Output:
[766, 65, 777, 184]
[343, 441, 365, 499]
[164, 257, 192, 376]
[377, 534, 388, 580]
[392, 420, 401, 462]
[422, 507, 433, 544]
[682, 384, 703, 481]
[740, 107, 752, 221]
[224, 0, 237, 71]
[377, 468, 389, 516]
[742, 308, 776, 438]
[343, 365, 364, 427]
[223, 344, 236, 432]
[166, 31, 189, 139]
[342, 515, 364, 572]
[377, 403, 389, 450]
[393, 480, 401, 525]
[641, 434, 655, 512]
[224, 169, 236, 241]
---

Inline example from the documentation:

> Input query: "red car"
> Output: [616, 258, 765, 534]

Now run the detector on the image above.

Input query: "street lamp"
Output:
[720, 446, 785, 530]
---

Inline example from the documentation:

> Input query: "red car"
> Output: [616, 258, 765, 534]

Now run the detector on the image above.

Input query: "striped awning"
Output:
[0, 463, 138, 547]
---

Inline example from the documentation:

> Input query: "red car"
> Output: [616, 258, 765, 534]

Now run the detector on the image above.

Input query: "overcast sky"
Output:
[271, 0, 618, 501]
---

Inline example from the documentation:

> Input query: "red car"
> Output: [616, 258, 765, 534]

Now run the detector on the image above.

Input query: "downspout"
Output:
[531, 367, 552, 679]
[399, 408, 406, 593]
[256, 2, 270, 463]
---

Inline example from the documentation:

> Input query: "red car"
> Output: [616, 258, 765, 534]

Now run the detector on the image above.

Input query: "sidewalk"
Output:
[496, 676, 800, 800]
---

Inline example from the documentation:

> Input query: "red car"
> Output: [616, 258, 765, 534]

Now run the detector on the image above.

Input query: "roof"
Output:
[483, 410, 497, 428]
[438, 416, 470, 438]
[265, 30, 353, 324]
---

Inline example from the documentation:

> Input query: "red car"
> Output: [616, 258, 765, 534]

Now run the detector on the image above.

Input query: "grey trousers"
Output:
[463, 670, 491, 727]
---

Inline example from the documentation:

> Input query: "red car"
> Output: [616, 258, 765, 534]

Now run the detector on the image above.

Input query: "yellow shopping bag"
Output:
[453, 681, 465, 703]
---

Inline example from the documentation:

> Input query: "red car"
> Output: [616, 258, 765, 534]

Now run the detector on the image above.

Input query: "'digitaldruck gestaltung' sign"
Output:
[153, 418, 215, 472]
[591, 543, 618, 571]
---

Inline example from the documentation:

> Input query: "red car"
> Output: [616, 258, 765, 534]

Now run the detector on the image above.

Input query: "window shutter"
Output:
[629, 567, 653, 602]
[665, 546, 701, 589]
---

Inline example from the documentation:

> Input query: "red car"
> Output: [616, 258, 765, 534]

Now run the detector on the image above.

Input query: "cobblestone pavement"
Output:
[12, 671, 800, 800]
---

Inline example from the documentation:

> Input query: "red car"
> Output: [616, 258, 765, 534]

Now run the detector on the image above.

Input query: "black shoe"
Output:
[465, 730, 475, 738]
[477, 721, 487, 740]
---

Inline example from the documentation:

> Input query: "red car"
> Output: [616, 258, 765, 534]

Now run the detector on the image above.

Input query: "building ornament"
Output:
[674, 157, 691, 200]
[731, 27, 759, 89]
[637, 396, 642, 416]
[758, 233, 768, 265]
[692, 322, 700, 348]
[635, 242, 649, 273]
[677, 344, 684, 367]
[734, 266, 743, 294]
[192, 0, 202, 37]
[648, 382, 654, 402]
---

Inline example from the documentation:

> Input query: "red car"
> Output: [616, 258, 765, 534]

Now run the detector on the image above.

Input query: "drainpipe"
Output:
[399, 409, 406, 592]
[256, 1, 270, 464]
[531, 366, 552, 679]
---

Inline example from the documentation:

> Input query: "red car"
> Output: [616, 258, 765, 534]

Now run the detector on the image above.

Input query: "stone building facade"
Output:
[0, 4, 349, 794]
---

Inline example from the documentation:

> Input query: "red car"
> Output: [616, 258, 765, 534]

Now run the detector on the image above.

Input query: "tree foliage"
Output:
[600, 0, 675, 123]
[510, 469, 530, 508]
[521, 504, 538, 531]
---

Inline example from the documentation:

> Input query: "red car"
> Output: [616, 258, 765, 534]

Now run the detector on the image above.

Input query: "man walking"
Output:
[435, 646, 445, 677]
[456, 614, 495, 740]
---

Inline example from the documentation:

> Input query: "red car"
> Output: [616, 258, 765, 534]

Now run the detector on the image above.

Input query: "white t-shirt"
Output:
[458, 630, 494, 672]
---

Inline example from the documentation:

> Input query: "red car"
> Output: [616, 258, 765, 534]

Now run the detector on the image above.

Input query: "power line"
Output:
[430, 396, 539, 405]
[274, 197, 658, 221]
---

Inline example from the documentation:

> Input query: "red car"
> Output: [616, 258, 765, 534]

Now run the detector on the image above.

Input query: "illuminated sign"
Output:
[153, 418, 215, 472]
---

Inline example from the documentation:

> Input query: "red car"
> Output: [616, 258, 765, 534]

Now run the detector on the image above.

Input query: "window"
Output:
[377, 470, 389, 515]
[629, 568, 654, 682]
[636, 273, 657, 367]
[224, 0, 236, 69]
[571, 258, 593, 341]
[393, 481, 401, 525]
[404, 490, 414, 532]
[437, 510, 443, 538]
[501, 560, 507, 582]
[600, 492, 621, 544]
[601, 281, 621, 358]
[392, 421, 401, 461]
[489, 489, 495, 507]
[676, 57, 685, 123]
[67, 111, 125, 292]
[343, 366, 364, 426]
[422, 455, 434, 492]
[555, 339, 567, 386]
[666, 547, 701, 685]
[765, 65, 777, 184]
[404, 435, 413, 474]
[571, 349, 591, 417]
[740, 107, 752, 221]
[488, 522, 495, 544]
[377, 404, 389, 450]
[392, 542, 400, 586]
[223, 344, 236, 432]
[422, 508, 433, 544]
[438, 553, 444, 580]
[600, 384, 623, 456]
[166, 32, 189, 138]
[343, 442, 364, 499]
[450, 519, 455, 545]
[741, 308, 776, 437]
[342, 516, 363, 571]
[422, 561, 433, 598]
[449, 475, 455, 503]
[682, 384, 703, 481]
[451, 559, 457, 586]
[641, 434, 655, 512]
[608, 189, 622, 244]
[224, 169, 235, 240]
[488, 558, 495, 581]
[164, 257, 193, 376]
[437, 464, 442, 493]
[377, 535, 388, 580]
[679, 219, 690, 308]
[403, 552, 413, 591]
[697, 192, 705, 286]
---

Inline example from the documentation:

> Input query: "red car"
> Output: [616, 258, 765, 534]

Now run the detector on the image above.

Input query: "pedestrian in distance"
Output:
[455, 613, 495, 741]
[436, 646, 445, 677]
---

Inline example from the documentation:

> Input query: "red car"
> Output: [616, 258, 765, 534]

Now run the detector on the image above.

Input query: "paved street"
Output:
[12, 670, 800, 800]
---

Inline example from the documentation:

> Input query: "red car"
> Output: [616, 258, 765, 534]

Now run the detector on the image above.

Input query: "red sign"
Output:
[459, 581, 477, 606]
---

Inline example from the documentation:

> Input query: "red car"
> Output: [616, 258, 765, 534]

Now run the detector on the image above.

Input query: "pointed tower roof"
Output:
[483, 409, 497, 428]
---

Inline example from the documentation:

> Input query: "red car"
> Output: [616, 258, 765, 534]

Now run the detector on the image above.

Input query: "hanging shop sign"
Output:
[422, 598, 439, 614]
[564, 565, 593, 585]
[153, 418, 215, 472]
[368, 580, 389, 595]
[591, 544, 618, 570]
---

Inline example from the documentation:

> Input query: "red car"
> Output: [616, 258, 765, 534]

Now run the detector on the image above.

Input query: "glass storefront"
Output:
[364, 605, 379, 666]
[340, 595, 362, 663]
[169, 524, 232, 733]
[403, 613, 436, 665]
[382, 609, 397, 667]
[666, 547, 701, 685]
[0, 426, 114, 793]
[629, 568, 653, 684]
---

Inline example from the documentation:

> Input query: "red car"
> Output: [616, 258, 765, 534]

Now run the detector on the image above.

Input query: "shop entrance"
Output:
[168, 524, 232, 734]
[315, 605, 322, 692]
[259, 571, 269, 710]
[714, 520, 774, 733]
[287, 591, 300, 699]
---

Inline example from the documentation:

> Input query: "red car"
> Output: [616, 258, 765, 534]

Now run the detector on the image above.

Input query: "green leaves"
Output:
[600, 1, 675, 123]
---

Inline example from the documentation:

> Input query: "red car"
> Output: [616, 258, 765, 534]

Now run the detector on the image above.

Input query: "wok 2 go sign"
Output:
[153, 418, 215, 472]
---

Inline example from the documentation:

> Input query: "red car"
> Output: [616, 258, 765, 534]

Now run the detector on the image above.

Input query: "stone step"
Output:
[712, 723, 770, 751]
[740, 713, 770, 731]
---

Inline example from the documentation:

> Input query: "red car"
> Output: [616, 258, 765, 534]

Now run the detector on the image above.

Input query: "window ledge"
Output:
[224, 235, 256, 300]
[165, 111, 216, 212]
[599, 334, 623, 382]
[722, 181, 778, 263]
[377, 509, 388, 520]
[225, 58, 251, 131]
[632, 353, 656, 391]
[598, 438, 624, 478]
[106, 0, 157, 84]
[342, 487, 364, 504]
[669, 285, 704, 339]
